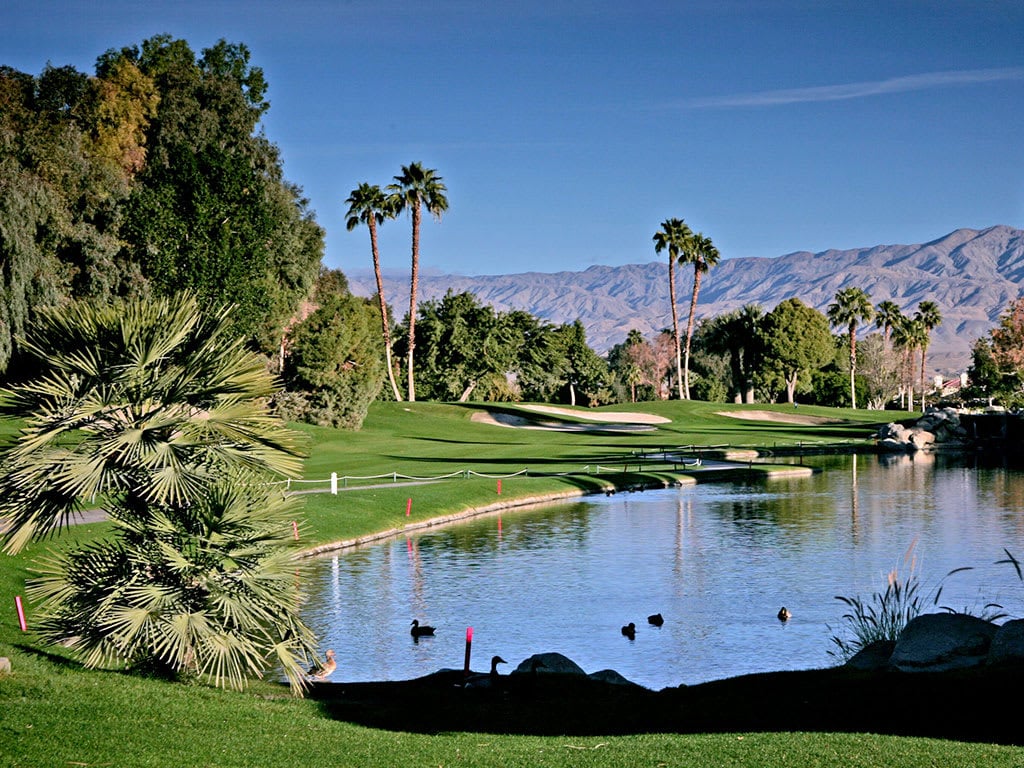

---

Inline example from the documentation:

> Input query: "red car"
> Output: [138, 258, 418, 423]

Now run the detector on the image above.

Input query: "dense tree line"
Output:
[966, 298, 1024, 408]
[0, 35, 323, 377]
[600, 291, 954, 409]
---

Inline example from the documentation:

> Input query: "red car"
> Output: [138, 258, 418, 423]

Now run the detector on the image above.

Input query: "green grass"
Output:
[7, 400, 1022, 766]
[291, 400, 894, 546]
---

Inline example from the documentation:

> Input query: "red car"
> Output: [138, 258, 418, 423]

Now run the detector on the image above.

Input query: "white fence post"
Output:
[331, 472, 338, 495]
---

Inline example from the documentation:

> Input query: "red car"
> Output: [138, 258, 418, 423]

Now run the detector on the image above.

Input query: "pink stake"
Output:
[463, 626, 473, 678]
[497, 479, 502, 495]
[15, 595, 26, 632]
[292, 520, 299, 540]
[406, 498, 412, 517]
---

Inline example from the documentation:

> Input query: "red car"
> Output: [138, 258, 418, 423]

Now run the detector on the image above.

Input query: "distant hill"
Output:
[347, 225, 1024, 376]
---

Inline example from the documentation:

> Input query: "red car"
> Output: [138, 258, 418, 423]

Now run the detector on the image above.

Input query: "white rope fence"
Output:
[279, 468, 535, 495]
[279, 454, 720, 495]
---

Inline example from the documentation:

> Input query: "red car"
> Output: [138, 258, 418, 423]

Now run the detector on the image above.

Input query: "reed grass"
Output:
[828, 540, 1008, 661]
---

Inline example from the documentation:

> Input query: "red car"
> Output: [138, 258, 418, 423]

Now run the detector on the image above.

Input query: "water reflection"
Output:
[304, 453, 1024, 690]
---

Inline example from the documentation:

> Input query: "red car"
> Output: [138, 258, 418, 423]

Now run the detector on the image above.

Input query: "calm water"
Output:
[304, 452, 1024, 690]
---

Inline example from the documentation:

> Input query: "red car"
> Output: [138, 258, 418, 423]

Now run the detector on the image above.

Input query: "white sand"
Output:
[715, 409, 843, 426]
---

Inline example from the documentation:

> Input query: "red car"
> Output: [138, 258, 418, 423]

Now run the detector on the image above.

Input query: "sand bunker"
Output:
[516, 404, 670, 425]
[715, 409, 843, 426]
[471, 405, 669, 432]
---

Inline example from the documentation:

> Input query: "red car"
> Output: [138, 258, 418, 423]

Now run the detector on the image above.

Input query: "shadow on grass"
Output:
[307, 664, 1024, 745]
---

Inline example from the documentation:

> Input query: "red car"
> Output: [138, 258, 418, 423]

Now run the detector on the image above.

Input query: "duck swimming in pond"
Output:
[307, 649, 336, 681]
[778, 607, 792, 622]
[411, 619, 436, 638]
[621, 622, 636, 640]
[647, 613, 664, 627]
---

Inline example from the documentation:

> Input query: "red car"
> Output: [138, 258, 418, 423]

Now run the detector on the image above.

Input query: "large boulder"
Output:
[588, 668, 639, 686]
[844, 640, 895, 672]
[890, 613, 997, 672]
[876, 408, 968, 452]
[988, 619, 1024, 665]
[512, 652, 587, 676]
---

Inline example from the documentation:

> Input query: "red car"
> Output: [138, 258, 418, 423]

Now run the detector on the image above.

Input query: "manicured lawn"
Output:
[6, 400, 1022, 766]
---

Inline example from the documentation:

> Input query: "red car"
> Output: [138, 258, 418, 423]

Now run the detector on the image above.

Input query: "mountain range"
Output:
[346, 225, 1024, 376]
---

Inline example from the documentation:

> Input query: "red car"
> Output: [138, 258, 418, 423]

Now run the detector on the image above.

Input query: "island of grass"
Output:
[4, 401, 1024, 767]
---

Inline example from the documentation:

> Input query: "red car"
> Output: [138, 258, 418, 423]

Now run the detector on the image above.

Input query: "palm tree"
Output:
[892, 315, 927, 411]
[0, 293, 318, 693]
[827, 287, 874, 409]
[345, 183, 401, 402]
[388, 163, 449, 402]
[680, 231, 720, 399]
[914, 300, 942, 408]
[653, 218, 694, 399]
[874, 300, 903, 347]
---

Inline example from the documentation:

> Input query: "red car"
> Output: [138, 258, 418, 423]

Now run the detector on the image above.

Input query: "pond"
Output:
[303, 452, 1024, 691]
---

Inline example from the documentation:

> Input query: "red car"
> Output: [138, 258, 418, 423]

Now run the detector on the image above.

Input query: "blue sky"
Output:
[4, 1, 1023, 276]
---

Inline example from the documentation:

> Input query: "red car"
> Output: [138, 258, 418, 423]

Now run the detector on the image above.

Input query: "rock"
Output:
[513, 652, 587, 676]
[844, 640, 895, 672]
[988, 619, 1024, 665]
[907, 428, 935, 451]
[588, 669, 639, 686]
[876, 409, 969, 452]
[0, 657, 10, 676]
[890, 613, 997, 672]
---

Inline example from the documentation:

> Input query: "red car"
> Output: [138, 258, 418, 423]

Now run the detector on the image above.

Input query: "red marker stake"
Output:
[463, 626, 473, 679]
[497, 479, 502, 495]
[15, 595, 27, 632]
[406, 498, 412, 517]
[292, 521, 299, 540]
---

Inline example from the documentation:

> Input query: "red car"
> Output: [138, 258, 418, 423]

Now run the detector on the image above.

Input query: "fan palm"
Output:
[345, 183, 401, 401]
[827, 287, 874, 409]
[0, 293, 317, 693]
[29, 480, 318, 692]
[653, 217, 694, 400]
[874, 300, 903, 347]
[387, 163, 448, 402]
[914, 300, 942, 407]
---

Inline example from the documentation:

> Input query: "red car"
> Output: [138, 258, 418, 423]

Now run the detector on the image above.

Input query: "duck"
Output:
[464, 655, 507, 689]
[307, 649, 336, 681]
[777, 607, 792, 622]
[647, 613, 664, 627]
[411, 619, 436, 638]
[621, 622, 636, 640]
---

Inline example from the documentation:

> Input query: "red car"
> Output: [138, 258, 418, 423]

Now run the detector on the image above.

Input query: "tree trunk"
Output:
[407, 201, 422, 402]
[919, 344, 928, 411]
[849, 322, 857, 409]
[668, 257, 683, 400]
[682, 269, 703, 401]
[458, 381, 476, 402]
[370, 217, 402, 402]
[786, 373, 797, 404]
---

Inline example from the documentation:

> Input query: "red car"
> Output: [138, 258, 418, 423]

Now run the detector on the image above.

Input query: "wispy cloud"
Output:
[679, 67, 1024, 109]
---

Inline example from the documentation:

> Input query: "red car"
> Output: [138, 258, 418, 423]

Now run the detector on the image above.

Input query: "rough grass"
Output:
[7, 400, 1023, 766]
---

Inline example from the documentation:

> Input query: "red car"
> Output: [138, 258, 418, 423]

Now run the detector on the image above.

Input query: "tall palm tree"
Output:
[653, 217, 694, 400]
[345, 183, 401, 402]
[874, 300, 903, 347]
[680, 231, 720, 399]
[827, 287, 874, 409]
[388, 163, 449, 402]
[892, 315, 927, 411]
[914, 300, 942, 408]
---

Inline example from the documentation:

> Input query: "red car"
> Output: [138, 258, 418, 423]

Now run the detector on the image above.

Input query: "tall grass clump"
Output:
[828, 541, 1005, 662]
